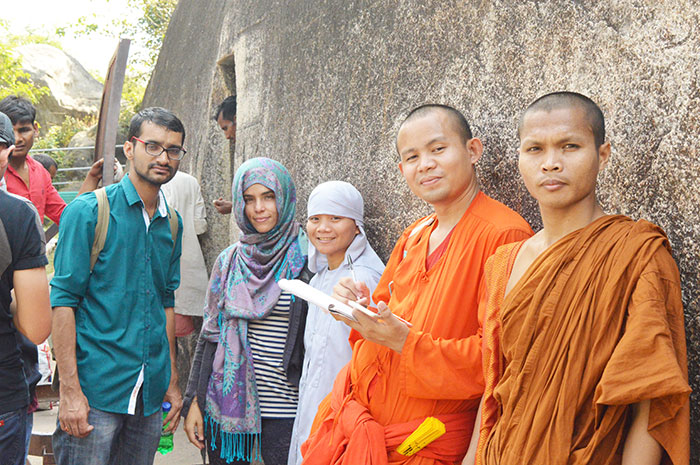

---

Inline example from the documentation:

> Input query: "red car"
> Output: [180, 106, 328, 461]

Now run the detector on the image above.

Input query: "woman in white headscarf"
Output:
[287, 181, 385, 465]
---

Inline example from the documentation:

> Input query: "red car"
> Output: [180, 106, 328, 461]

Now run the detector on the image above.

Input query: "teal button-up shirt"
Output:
[51, 175, 182, 416]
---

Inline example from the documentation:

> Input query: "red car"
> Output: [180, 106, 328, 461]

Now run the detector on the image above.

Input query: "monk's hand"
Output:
[332, 277, 371, 306]
[345, 301, 410, 353]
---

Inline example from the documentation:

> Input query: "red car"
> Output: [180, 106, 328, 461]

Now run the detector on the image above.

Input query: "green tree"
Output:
[0, 22, 49, 103]
[123, 0, 178, 71]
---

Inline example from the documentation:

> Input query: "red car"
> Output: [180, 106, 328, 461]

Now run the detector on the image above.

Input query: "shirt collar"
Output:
[122, 174, 168, 218]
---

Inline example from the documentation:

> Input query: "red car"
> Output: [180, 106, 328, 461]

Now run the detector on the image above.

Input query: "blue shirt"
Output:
[50, 175, 182, 416]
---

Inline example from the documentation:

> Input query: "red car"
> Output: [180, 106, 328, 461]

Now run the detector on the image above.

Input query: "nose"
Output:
[155, 150, 170, 164]
[417, 153, 437, 172]
[254, 198, 266, 212]
[541, 148, 562, 172]
[317, 218, 332, 231]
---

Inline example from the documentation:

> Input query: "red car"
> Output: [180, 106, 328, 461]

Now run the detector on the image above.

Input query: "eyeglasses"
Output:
[131, 137, 187, 160]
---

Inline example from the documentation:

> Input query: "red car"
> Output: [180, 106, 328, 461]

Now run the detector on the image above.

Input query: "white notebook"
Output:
[278, 278, 376, 322]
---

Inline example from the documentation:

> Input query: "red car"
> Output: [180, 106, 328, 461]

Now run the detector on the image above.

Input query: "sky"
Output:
[3, 0, 143, 76]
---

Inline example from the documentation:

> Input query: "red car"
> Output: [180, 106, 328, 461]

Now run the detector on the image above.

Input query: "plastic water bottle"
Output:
[157, 401, 174, 455]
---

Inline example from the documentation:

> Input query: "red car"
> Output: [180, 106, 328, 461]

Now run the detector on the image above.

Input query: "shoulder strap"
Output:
[166, 204, 178, 250]
[0, 216, 11, 276]
[90, 187, 110, 272]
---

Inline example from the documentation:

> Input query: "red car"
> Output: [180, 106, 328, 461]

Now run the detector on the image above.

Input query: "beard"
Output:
[134, 162, 176, 187]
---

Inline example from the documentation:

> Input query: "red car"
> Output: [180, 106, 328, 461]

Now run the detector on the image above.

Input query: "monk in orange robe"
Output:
[463, 92, 690, 465]
[301, 104, 533, 465]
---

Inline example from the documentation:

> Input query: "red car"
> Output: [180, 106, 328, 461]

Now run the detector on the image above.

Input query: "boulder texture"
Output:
[14, 43, 102, 128]
[144, 0, 700, 457]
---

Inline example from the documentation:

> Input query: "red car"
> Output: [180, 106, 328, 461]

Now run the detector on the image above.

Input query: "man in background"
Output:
[161, 169, 209, 392]
[0, 96, 110, 224]
[212, 95, 236, 215]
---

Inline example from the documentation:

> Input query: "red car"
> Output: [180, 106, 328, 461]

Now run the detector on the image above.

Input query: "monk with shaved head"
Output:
[464, 92, 690, 465]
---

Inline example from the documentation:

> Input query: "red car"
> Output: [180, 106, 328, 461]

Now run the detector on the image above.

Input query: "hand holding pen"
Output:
[346, 256, 412, 327]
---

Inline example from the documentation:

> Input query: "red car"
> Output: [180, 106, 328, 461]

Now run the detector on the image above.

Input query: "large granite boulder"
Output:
[145, 0, 700, 457]
[14, 44, 102, 128]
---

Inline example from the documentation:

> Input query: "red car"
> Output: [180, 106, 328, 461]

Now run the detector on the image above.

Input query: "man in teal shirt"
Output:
[50, 107, 186, 465]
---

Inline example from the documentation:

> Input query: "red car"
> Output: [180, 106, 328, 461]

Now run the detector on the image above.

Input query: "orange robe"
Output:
[302, 192, 533, 465]
[478, 215, 690, 465]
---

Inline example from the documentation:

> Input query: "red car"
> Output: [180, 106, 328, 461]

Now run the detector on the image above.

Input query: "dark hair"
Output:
[399, 104, 473, 144]
[519, 92, 606, 147]
[0, 95, 36, 125]
[214, 95, 237, 122]
[127, 107, 186, 145]
[31, 153, 58, 172]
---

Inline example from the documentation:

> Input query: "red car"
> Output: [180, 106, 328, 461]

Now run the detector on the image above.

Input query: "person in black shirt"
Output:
[0, 110, 51, 465]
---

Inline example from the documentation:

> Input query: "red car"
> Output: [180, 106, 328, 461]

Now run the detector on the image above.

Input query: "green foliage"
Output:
[120, 74, 145, 133]
[124, 0, 178, 71]
[33, 115, 96, 183]
[34, 115, 96, 151]
[0, 22, 50, 103]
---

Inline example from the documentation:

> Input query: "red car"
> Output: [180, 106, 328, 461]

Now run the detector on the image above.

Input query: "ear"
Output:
[32, 122, 39, 135]
[597, 141, 611, 172]
[124, 139, 135, 161]
[467, 137, 483, 165]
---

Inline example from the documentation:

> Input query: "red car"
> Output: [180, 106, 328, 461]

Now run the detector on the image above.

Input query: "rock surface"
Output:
[145, 0, 700, 457]
[14, 43, 102, 128]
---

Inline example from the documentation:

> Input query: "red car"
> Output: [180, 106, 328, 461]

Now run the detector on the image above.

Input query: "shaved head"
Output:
[519, 92, 605, 147]
[398, 104, 473, 150]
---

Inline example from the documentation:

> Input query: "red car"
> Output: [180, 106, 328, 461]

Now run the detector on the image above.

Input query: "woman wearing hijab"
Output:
[287, 181, 385, 465]
[183, 157, 310, 465]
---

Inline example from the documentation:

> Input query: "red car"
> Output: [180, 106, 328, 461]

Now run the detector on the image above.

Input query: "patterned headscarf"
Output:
[201, 157, 306, 462]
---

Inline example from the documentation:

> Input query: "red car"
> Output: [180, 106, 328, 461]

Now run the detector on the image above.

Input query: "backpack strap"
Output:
[166, 203, 178, 248]
[90, 187, 110, 272]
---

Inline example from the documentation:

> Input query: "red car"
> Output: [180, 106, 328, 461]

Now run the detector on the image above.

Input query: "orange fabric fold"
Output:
[302, 365, 474, 465]
[478, 215, 690, 465]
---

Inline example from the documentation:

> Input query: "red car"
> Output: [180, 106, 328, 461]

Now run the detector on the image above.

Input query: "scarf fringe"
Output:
[207, 414, 261, 463]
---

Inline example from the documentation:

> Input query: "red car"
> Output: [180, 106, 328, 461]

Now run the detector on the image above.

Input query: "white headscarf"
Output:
[306, 181, 382, 273]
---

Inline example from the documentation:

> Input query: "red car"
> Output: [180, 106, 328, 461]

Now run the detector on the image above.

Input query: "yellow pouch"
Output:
[396, 417, 446, 457]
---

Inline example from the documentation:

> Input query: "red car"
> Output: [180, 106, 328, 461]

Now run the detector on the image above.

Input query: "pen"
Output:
[346, 255, 358, 283]
[346, 256, 412, 327]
